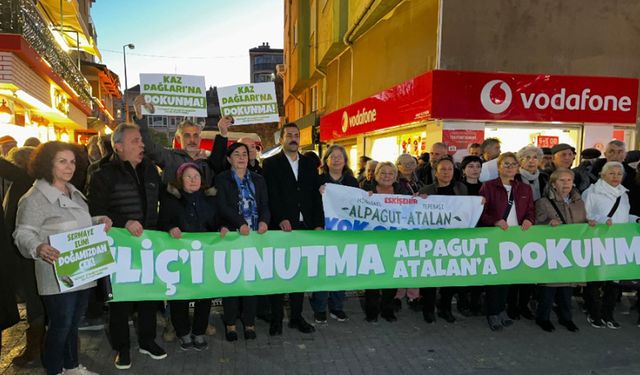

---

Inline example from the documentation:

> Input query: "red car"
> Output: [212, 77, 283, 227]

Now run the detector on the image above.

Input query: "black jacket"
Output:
[262, 151, 324, 229]
[318, 172, 359, 188]
[88, 154, 161, 229]
[419, 181, 468, 196]
[214, 169, 270, 231]
[158, 185, 221, 233]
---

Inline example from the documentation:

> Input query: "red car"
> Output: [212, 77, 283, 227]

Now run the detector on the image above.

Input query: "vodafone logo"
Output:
[341, 111, 349, 133]
[480, 80, 513, 114]
[340, 108, 377, 133]
[480, 79, 633, 115]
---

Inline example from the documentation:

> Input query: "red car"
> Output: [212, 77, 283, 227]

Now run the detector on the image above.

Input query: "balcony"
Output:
[0, 0, 93, 109]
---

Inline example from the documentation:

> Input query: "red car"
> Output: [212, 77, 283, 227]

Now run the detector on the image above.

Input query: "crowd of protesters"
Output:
[1, 94, 640, 374]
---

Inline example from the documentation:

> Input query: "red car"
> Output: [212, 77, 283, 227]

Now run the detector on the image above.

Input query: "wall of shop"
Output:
[324, 0, 439, 114]
[439, 0, 640, 76]
[0, 52, 50, 105]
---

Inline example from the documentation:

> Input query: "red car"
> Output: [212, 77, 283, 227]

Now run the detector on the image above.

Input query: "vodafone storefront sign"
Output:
[319, 70, 638, 142]
[433, 71, 638, 123]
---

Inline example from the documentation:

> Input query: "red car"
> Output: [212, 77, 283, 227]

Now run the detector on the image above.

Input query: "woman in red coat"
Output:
[479, 152, 535, 331]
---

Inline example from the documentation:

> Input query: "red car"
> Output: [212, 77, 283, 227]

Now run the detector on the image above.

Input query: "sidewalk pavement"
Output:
[2, 296, 640, 375]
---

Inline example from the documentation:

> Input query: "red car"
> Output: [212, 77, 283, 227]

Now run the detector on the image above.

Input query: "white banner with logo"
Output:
[217, 82, 279, 125]
[140, 74, 207, 117]
[322, 184, 483, 231]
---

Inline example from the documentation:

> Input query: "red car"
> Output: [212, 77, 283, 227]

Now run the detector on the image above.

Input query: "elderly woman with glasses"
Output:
[362, 162, 409, 322]
[581, 161, 640, 329]
[312, 145, 359, 324]
[479, 152, 535, 331]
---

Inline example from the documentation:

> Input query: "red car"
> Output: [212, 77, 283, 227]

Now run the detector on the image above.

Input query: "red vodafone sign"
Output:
[320, 70, 638, 142]
[432, 70, 639, 124]
[319, 72, 434, 142]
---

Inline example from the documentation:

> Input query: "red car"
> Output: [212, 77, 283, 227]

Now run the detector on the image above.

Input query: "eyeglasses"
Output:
[501, 162, 519, 168]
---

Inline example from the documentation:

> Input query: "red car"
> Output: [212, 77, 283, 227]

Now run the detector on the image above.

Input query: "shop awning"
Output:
[37, 0, 102, 60]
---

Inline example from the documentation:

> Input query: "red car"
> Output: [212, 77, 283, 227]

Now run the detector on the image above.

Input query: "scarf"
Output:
[232, 170, 258, 230]
[593, 178, 627, 199]
[519, 168, 541, 201]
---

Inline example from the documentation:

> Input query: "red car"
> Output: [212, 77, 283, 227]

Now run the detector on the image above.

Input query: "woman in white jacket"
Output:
[582, 161, 639, 330]
[14, 142, 111, 375]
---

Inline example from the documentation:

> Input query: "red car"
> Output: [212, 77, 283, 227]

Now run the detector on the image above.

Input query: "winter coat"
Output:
[318, 172, 359, 188]
[419, 181, 468, 196]
[87, 154, 161, 229]
[214, 169, 270, 231]
[13, 179, 103, 296]
[479, 178, 535, 227]
[158, 185, 221, 233]
[582, 179, 638, 224]
[535, 187, 588, 288]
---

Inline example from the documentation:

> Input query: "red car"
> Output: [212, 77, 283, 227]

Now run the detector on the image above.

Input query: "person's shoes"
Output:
[381, 312, 397, 322]
[138, 342, 167, 360]
[329, 310, 349, 322]
[162, 323, 176, 342]
[437, 310, 456, 323]
[519, 308, 535, 320]
[498, 311, 514, 327]
[423, 312, 436, 324]
[587, 315, 606, 328]
[244, 327, 257, 340]
[365, 315, 378, 323]
[78, 317, 105, 331]
[114, 350, 131, 370]
[457, 307, 473, 317]
[225, 326, 238, 341]
[288, 317, 316, 333]
[558, 319, 579, 332]
[63, 364, 99, 375]
[205, 323, 216, 336]
[603, 318, 621, 329]
[535, 319, 555, 332]
[314, 312, 328, 324]
[193, 335, 208, 350]
[269, 320, 283, 336]
[392, 298, 402, 312]
[487, 315, 503, 331]
[178, 334, 193, 351]
[408, 299, 421, 312]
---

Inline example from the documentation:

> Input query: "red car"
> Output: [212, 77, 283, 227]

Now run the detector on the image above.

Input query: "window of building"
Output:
[311, 85, 318, 112]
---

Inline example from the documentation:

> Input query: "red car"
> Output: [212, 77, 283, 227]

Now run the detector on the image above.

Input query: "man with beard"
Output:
[132, 95, 231, 186]
[262, 123, 324, 336]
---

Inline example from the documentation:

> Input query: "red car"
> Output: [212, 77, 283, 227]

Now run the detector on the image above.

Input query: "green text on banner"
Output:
[107, 224, 640, 302]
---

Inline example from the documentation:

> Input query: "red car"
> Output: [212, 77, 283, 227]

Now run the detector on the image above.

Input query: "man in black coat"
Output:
[88, 122, 166, 370]
[590, 140, 636, 189]
[262, 123, 324, 335]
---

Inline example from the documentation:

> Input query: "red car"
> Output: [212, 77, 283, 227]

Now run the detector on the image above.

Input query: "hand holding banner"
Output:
[49, 224, 115, 292]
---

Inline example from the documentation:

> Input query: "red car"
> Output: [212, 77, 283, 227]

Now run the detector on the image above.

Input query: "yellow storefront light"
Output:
[60, 131, 70, 143]
[0, 99, 13, 124]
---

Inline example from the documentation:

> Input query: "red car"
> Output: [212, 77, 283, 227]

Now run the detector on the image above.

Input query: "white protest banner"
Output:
[49, 224, 115, 292]
[323, 184, 483, 231]
[140, 73, 207, 117]
[217, 82, 279, 125]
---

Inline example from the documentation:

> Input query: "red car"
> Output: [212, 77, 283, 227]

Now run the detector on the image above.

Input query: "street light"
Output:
[122, 43, 135, 121]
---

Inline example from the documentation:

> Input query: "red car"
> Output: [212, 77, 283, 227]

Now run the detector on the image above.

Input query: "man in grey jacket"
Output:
[132, 95, 233, 186]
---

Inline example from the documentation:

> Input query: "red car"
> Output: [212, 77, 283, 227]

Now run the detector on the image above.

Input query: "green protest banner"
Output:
[50, 224, 115, 292]
[140, 73, 207, 117]
[108, 224, 640, 302]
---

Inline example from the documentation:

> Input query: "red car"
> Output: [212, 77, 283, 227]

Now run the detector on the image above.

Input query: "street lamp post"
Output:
[122, 43, 135, 122]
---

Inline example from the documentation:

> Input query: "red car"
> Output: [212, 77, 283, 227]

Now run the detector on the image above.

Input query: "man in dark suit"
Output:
[262, 123, 324, 335]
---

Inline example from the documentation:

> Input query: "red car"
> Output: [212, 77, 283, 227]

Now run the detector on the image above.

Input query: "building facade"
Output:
[0, 0, 119, 145]
[249, 42, 283, 83]
[285, 0, 640, 165]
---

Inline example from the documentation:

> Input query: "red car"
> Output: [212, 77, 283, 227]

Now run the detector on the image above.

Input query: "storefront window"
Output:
[484, 124, 582, 155]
